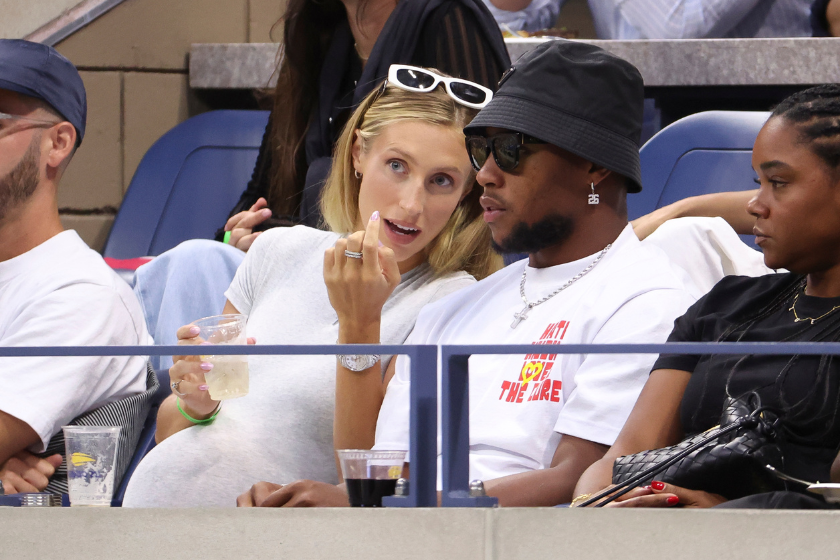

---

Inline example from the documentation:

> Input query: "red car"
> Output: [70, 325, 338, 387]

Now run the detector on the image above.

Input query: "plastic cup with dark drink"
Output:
[337, 450, 406, 507]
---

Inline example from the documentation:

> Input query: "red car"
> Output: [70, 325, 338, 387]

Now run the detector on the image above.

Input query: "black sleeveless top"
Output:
[654, 273, 840, 483]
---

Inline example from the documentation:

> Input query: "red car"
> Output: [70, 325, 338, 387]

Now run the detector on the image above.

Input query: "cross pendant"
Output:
[511, 306, 530, 329]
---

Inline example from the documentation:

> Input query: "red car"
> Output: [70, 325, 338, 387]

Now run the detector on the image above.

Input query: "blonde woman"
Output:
[122, 67, 502, 507]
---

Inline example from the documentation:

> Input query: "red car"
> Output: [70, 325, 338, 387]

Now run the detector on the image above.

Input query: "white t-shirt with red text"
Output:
[373, 225, 696, 484]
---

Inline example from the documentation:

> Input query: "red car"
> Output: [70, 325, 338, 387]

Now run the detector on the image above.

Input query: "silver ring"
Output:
[171, 380, 187, 397]
[344, 250, 363, 260]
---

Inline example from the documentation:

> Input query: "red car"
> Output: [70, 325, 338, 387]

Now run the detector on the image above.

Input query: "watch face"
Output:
[341, 354, 380, 371]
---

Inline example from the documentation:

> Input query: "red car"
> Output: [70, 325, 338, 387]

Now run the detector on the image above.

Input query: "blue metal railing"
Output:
[5, 341, 840, 508]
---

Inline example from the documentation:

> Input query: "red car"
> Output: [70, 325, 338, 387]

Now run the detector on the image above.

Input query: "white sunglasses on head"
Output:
[387, 64, 494, 110]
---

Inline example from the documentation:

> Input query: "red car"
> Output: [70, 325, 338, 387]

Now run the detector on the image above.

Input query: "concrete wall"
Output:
[0, 0, 81, 39]
[51, 0, 286, 251]
[3, 507, 840, 560]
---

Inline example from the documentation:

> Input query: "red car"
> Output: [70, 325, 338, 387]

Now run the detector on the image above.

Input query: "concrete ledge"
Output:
[4, 507, 840, 560]
[190, 43, 280, 89]
[507, 38, 840, 86]
[190, 38, 840, 90]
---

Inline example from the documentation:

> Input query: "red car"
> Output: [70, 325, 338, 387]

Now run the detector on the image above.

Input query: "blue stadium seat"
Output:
[103, 110, 270, 259]
[112, 369, 171, 506]
[630, 110, 770, 222]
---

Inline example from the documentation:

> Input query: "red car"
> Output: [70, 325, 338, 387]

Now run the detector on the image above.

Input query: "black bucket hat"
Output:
[465, 40, 644, 193]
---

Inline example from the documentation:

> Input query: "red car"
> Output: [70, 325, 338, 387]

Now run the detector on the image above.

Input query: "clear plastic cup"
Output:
[193, 313, 249, 400]
[62, 426, 121, 507]
[337, 450, 406, 507]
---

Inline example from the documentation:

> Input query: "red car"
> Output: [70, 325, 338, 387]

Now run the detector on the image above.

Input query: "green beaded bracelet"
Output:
[176, 398, 221, 425]
[223, 231, 232, 245]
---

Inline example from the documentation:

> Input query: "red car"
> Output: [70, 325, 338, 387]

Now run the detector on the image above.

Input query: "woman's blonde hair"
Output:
[320, 78, 502, 280]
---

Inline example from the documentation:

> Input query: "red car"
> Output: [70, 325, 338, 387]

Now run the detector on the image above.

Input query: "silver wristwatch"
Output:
[338, 353, 381, 371]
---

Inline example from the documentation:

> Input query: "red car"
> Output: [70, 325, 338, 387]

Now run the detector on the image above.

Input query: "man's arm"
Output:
[487, 0, 543, 13]
[0, 410, 56, 493]
[829, 0, 840, 36]
[0, 410, 40, 466]
[573, 369, 690, 499]
[238, 436, 605, 508]
[632, 190, 756, 241]
[483, 434, 608, 506]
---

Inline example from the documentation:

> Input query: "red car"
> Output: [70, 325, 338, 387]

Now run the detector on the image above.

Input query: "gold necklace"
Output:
[789, 290, 840, 325]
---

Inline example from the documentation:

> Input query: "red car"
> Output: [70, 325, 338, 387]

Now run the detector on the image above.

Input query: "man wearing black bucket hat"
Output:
[0, 39, 152, 495]
[238, 41, 696, 509]
[368, 40, 696, 506]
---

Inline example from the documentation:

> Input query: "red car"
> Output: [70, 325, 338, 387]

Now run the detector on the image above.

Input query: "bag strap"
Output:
[578, 418, 751, 508]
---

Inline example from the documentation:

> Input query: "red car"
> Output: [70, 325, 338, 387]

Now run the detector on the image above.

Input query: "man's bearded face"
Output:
[0, 134, 41, 223]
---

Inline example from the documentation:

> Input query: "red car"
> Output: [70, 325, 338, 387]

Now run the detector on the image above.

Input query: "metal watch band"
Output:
[337, 353, 381, 372]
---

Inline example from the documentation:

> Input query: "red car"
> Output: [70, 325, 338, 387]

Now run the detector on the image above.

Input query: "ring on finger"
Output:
[171, 380, 187, 397]
[344, 250, 363, 260]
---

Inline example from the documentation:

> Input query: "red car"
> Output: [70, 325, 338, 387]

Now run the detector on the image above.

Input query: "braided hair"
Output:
[771, 84, 840, 170]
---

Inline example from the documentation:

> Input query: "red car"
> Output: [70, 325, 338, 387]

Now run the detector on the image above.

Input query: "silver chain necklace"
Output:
[511, 244, 612, 329]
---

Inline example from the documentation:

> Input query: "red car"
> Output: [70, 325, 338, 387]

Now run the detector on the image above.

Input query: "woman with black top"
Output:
[216, 0, 510, 250]
[573, 84, 840, 509]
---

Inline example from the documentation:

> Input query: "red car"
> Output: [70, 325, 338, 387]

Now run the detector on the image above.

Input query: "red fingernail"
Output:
[651, 481, 665, 491]
[201, 362, 213, 371]
[371, 211, 379, 221]
[198, 385, 209, 391]
[666, 496, 679, 505]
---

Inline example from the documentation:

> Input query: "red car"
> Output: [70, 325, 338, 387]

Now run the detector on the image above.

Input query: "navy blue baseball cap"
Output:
[0, 39, 86, 145]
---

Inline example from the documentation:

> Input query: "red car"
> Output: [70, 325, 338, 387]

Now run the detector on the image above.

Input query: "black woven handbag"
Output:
[579, 393, 786, 507]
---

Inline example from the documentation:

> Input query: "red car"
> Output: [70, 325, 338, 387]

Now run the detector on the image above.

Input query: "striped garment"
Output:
[40, 363, 158, 495]
[489, 0, 813, 37]
[590, 0, 813, 39]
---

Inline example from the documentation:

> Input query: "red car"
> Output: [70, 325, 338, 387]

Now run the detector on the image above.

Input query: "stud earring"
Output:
[354, 170, 362, 179]
[588, 182, 599, 205]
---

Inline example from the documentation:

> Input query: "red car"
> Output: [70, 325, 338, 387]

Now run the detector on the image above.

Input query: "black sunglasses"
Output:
[465, 132, 546, 172]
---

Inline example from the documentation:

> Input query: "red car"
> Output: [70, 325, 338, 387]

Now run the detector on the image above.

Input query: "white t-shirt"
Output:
[373, 225, 696, 485]
[641, 217, 775, 300]
[123, 226, 475, 507]
[0, 230, 150, 452]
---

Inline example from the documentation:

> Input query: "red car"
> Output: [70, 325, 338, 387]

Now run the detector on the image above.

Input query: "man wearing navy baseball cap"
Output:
[0, 40, 154, 496]
[237, 41, 696, 509]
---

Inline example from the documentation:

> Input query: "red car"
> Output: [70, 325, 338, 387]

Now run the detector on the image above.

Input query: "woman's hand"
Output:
[604, 480, 726, 509]
[223, 197, 271, 252]
[170, 323, 257, 417]
[324, 211, 401, 337]
[169, 325, 220, 418]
